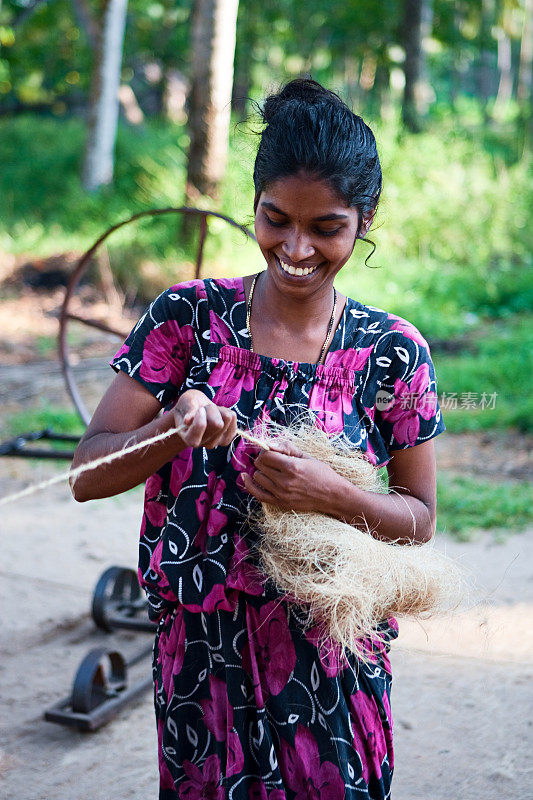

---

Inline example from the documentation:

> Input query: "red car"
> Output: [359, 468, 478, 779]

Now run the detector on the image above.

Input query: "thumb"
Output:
[175, 390, 209, 426]
[269, 439, 305, 459]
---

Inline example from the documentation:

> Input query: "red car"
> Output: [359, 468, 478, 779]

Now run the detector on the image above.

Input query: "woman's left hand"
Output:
[240, 440, 341, 512]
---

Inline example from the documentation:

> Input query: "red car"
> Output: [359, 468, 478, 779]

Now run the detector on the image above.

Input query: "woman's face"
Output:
[254, 172, 363, 296]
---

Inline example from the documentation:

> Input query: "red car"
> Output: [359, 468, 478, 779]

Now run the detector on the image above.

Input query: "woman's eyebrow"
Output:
[261, 201, 287, 214]
[261, 201, 348, 222]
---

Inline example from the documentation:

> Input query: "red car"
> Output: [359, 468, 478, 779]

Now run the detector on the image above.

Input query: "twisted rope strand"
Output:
[0, 426, 269, 509]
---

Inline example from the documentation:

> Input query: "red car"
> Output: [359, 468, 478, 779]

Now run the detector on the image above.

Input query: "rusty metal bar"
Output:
[64, 312, 130, 339]
[195, 214, 209, 279]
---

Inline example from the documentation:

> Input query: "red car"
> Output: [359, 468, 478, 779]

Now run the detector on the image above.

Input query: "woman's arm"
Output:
[71, 372, 237, 502]
[241, 439, 437, 545]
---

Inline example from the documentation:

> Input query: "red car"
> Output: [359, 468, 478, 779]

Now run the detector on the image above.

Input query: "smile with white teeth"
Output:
[278, 258, 318, 277]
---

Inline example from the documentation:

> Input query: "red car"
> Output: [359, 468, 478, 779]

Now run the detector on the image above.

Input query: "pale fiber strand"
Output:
[0, 415, 466, 668]
[0, 425, 268, 508]
[249, 418, 467, 664]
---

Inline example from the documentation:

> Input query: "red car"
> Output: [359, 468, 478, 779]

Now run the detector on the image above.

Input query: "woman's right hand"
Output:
[174, 389, 237, 449]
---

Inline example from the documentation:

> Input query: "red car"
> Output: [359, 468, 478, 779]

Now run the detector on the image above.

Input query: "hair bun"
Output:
[253, 77, 382, 250]
[261, 78, 340, 124]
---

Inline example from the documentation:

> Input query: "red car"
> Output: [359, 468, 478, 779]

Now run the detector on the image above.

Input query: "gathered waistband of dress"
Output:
[150, 582, 286, 629]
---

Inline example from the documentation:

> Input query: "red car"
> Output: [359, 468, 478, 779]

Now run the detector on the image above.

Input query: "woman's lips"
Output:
[275, 255, 321, 277]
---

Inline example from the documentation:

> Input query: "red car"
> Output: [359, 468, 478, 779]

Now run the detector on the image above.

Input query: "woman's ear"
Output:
[359, 209, 376, 238]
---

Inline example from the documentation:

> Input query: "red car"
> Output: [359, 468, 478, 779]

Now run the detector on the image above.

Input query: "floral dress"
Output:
[111, 276, 445, 800]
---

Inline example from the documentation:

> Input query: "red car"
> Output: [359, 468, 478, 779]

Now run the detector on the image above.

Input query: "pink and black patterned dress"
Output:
[111, 276, 445, 800]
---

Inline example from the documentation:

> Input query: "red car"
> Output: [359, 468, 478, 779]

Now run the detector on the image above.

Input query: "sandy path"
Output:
[0, 463, 532, 799]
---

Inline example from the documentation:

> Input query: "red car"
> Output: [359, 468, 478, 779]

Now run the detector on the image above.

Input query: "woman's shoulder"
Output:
[345, 297, 431, 353]
[159, 276, 245, 305]
[158, 278, 207, 302]
[208, 276, 246, 304]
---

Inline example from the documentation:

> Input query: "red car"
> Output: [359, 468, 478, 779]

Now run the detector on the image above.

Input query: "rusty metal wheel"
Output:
[71, 648, 127, 714]
[58, 207, 256, 425]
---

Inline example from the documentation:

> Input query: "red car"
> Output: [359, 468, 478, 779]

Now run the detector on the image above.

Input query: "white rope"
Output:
[0, 426, 269, 509]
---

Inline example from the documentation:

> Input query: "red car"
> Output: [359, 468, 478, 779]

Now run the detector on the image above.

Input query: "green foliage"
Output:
[3, 404, 84, 438]
[0, 114, 531, 431]
[334, 119, 532, 338]
[34, 335, 56, 358]
[0, 0, 191, 113]
[435, 314, 533, 433]
[0, 0, 92, 107]
[0, 115, 186, 253]
[437, 473, 533, 541]
[1, 111, 531, 317]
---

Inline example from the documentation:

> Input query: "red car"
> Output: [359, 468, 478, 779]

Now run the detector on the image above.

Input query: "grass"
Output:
[0, 112, 531, 536]
[1, 407, 529, 541]
[34, 334, 57, 358]
[3, 404, 84, 438]
[437, 473, 533, 541]
[434, 313, 532, 433]
[1, 114, 531, 330]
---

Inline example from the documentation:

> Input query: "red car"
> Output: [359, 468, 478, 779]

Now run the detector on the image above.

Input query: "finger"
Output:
[256, 449, 296, 473]
[252, 469, 281, 496]
[202, 407, 238, 448]
[253, 458, 290, 482]
[269, 440, 304, 458]
[177, 403, 203, 430]
[241, 472, 282, 505]
[218, 408, 238, 445]
[204, 403, 225, 435]
[200, 404, 226, 447]
[184, 405, 207, 447]
[177, 393, 205, 424]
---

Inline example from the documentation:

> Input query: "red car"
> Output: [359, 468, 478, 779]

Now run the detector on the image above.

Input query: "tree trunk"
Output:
[232, 2, 254, 116]
[494, 27, 513, 108]
[232, 49, 252, 116]
[518, 0, 533, 103]
[345, 56, 362, 110]
[419, 0, 434, 113]
[185, 0, 239, 202]
[82, 0, 128, 192]
[518, 0, 533, 146]
[401, 0, 423, 132]
[449, 4, 465, 108]
[374, 62, 392, 121]
[476, 0, 496, 119]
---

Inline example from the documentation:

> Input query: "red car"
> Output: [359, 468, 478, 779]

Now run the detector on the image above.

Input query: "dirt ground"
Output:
[0, 455, 531, 800]
[0, 283, 532, 798]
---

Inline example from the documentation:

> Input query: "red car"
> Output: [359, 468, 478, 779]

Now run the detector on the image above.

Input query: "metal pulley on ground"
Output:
[44, 565, 155, 731]
[45, 644, 152, 731]
[91, 565, 154, 633]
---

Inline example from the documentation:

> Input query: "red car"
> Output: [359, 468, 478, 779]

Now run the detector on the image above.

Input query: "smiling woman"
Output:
[71, 78, 445, 800]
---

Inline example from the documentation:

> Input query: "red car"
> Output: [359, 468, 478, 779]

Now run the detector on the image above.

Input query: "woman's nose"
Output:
[281, 231, 315, 262]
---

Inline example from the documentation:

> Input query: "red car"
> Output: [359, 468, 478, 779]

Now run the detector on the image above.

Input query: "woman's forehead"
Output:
[260, 173, 352, 215]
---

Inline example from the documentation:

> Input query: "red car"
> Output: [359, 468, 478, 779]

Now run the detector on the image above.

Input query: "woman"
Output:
[72, 78, 445, 799]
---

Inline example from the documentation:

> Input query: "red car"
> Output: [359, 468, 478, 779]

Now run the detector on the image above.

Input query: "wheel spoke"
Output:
[65, 312, 129, 338]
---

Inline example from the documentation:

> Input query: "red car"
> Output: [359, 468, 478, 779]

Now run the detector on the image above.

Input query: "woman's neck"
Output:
[244, 271, 345, 363]
[251, 270, 337, 331]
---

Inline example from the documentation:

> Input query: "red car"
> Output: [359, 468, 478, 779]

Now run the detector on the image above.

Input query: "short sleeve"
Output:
[374, 324, 445, 452]
[110, 283, 200, 407]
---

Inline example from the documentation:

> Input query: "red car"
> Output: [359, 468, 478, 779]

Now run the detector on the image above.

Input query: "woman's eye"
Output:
[317, 228, 341, 237]
[264, 215, 341, 237]
[265, 215, 286, 228]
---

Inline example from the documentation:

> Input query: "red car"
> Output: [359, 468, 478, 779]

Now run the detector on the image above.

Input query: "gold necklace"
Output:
[246, 272, 337, 365]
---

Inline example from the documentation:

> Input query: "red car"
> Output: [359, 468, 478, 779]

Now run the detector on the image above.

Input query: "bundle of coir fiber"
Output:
[249, 419, 467, 663]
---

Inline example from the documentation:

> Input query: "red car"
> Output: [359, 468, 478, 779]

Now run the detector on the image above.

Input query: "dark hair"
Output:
[253, 78, 382, 248]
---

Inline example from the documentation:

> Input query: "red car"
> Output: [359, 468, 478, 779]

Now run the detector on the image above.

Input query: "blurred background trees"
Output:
[1, 1, 531, 166]
[0, 0, 531, 414]
[82, 0, 129, 190]
[185, 0, 239, 202]
[0, 0, 530, 544]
